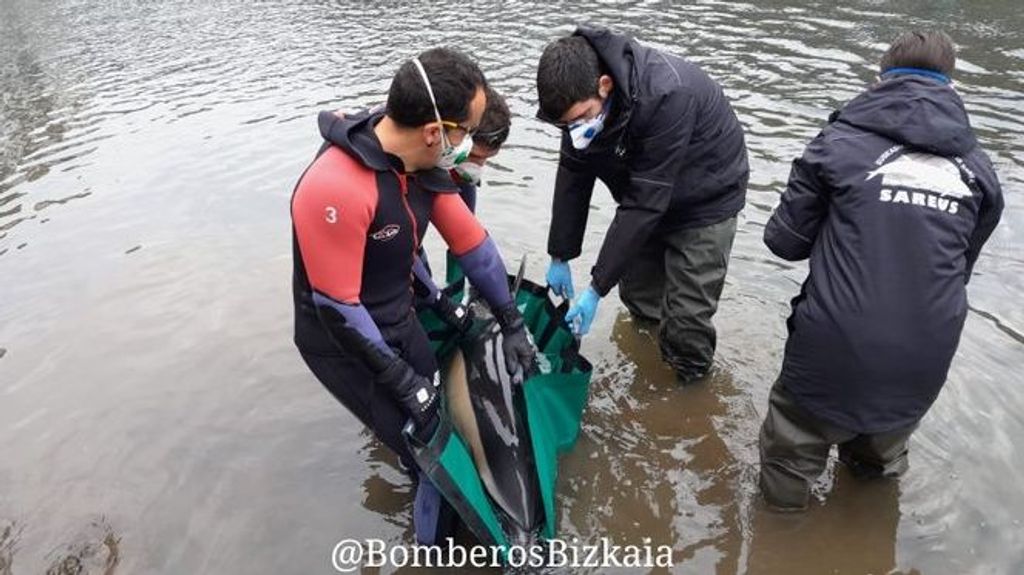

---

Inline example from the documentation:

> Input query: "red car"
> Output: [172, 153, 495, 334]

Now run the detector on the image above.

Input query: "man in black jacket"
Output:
[535, 26, 748, 382]
[759, 31, 1004, 510]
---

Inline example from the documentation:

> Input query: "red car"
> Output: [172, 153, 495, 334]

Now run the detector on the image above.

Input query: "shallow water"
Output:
[1, 0, 1021, 573]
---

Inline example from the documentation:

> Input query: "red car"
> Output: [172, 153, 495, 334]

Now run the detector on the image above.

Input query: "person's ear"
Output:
[597, 74, 614, 99]
[423, 123, 440, 147]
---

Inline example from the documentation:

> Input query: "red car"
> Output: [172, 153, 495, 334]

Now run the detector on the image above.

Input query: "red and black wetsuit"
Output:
[291, 109, 512, 466]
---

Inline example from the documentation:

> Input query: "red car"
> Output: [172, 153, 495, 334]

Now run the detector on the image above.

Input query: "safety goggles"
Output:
[535, 108, 597, 131]
[439, 120, 478, 137]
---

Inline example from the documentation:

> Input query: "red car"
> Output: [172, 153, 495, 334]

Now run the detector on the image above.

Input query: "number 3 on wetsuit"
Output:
[325, 206, 338, 224]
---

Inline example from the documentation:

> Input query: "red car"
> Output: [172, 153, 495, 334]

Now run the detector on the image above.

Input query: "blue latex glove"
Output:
[565, 286, 601, 336]
[546, 258, 575, 299]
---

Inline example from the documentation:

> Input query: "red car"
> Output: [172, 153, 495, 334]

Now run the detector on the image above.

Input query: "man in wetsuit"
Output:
[290, 48, 534, 543]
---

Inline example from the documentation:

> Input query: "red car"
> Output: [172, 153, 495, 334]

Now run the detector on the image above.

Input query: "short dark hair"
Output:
[880, 31, 956, 77]
[475, 87, 511, 150]
[387, 47, 487, 128]
[536, 36, 602, 123]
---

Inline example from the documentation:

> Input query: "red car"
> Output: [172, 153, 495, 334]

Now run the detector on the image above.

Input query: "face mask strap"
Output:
[412, 57, 450, 146]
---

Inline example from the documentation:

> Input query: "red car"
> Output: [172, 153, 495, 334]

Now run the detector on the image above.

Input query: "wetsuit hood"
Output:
[317, 109, 457, 193]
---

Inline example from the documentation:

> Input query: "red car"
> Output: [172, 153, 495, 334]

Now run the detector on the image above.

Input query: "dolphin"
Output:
[443, 258, 543, 544]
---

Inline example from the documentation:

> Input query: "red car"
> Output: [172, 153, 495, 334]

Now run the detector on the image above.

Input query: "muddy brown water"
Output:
[1, 1, 1022, 573]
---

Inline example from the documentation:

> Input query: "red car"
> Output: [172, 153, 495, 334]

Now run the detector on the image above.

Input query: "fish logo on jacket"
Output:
[869, 152, 974, 214]
[867, 152, 974, 198]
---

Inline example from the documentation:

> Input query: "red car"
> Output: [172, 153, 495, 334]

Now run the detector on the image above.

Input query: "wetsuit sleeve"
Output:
[431, 193, 513, 309]
[411, 255, 441, 302]
[547, 135, 597, 262]
[764, 135, 831, 262]
[589, 92, 695, 296]
[292, 164, 391, 358]
[965, 154, 1005, 283]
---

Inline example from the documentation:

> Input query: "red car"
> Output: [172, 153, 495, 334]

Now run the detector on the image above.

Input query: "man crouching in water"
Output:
[289, 48, 535, 543]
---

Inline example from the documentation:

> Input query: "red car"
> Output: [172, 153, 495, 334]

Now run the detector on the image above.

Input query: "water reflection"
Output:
[747, 474, 903, 575]
[555, 312, 749, 572]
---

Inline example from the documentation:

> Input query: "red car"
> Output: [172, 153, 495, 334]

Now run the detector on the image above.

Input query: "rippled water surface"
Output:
[1, 1, 1021, 573]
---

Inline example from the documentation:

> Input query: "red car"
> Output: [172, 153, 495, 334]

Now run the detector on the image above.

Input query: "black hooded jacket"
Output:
[765, 75, 1004, 433]
[546, 27, 749, 295]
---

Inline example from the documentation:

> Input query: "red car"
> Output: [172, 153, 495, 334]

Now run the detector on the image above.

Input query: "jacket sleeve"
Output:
[964, 153, 1005, 283]
[764, 134, 831, 261]
[589, 92, 695, 296]
[547, 134, 597, 262]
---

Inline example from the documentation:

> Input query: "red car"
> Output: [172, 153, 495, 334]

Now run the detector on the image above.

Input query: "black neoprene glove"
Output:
[494, 302, 538, 378]
[315, 303, 439, 439]
[376, 355, 440, 440]
[432, 292, 474, 334]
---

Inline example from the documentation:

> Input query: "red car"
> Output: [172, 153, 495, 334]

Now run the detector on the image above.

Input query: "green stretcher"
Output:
[408, 275, 593, 551]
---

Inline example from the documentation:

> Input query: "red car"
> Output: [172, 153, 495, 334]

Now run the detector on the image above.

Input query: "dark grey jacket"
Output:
[547, 27, 749, 296]
[766, 74, 1004, 433]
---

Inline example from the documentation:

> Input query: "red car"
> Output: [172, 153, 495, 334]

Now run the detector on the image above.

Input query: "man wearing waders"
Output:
[758, 31, 1004, 510]
[290, 48, 535, 541]
[535, 26, 749, 383]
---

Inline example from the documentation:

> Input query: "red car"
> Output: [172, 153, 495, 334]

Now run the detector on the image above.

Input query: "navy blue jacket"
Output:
[766, 75, 1004, 433]
[547, 27, 749, 295]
